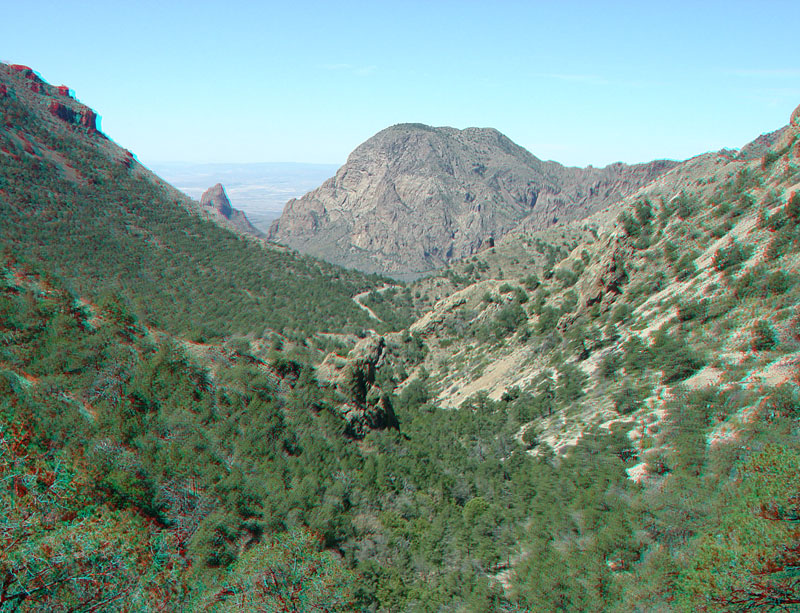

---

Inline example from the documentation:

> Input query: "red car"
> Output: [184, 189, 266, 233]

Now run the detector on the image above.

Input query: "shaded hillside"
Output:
[0, 267, 381, 611]
[0, 62, 390, 337]
[269, 123, 676, 277]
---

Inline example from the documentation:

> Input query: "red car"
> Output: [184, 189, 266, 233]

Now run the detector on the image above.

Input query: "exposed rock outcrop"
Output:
[49, 101, 77, 123]
[45, 98, 99, 135]
[121, 150, 135, 169]
[9, 65, 34, 75]
[318, 335, 399, 438]
[80, 108, 98, 133]
[737, 127, 789, 159]
[269, 123, 677, 277]
[2, 64, 104, 138]
[579, 239, 632, 311]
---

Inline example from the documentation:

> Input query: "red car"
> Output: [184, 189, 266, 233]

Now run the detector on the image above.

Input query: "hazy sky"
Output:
[3, 1, 798, 167]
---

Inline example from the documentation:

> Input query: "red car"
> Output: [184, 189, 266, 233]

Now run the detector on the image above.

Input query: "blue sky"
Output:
[2, 0, 798, 167]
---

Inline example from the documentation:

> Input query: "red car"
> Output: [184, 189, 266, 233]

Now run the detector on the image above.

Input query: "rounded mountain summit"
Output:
[268, 123, 676, 278]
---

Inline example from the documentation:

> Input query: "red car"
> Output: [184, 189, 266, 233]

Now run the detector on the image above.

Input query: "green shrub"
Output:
[492, 303, 527, 339]
[613, 381, 646, 415]
[521, 274, 540, 291]
[600, 351, 623, 380]
[651, 328, 704, 383]
[663, 240, 679, 264]
[765, 383, 799, 419]
[712, 239, 751, 273]
[766, 270, 793, 295]
[623, 335, 651, 374]
[610, 303, 632, 324]
[554, 267, 579, 288]
[751, 320, 777, 351]
[674, 191, 696, 219]
[521, 426, 539, 449]
[711, 220, 734, 238]
[677, 298, 709, 322]
[536, 306, 559, 335]
[765, 227, 796, 260]
[674, 251, 698, 281]
[556, 363, 587, 404]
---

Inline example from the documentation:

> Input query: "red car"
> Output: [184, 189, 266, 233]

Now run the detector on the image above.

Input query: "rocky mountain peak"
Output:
[200, 183, 233, 218]
[198, 182, 263, 238]
[268, 123, 677, 278]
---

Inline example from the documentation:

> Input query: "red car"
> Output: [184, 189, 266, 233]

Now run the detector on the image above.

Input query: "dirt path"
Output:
[352, 285, 398, 322]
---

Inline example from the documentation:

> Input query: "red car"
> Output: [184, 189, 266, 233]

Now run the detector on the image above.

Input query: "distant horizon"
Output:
[3, 1, 798, 167]
[148, 160, 341, 219]
[143, 160, 344, 167]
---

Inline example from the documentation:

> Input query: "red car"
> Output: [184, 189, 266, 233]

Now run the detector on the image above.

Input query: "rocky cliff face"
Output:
[199, 183, 262, 237]
[268, 124, 677, 277]
[3, 64, 105, 139]
[201, 183, 234, 217]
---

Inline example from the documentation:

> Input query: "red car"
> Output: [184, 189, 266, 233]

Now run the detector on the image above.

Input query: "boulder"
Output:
[341, 393, 398, 439]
